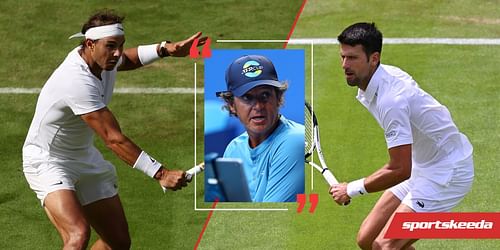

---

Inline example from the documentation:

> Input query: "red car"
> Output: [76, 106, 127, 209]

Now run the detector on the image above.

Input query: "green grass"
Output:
[285, 44, 500, 249]
[0, 0, 302, 249]
[0, 0, 302, 88]
[294, 0, 500, 38]
[199, 0, 500, 249]
[0, 94, 206, 249]
[198, 203, 297, 250]
[2, 0, 499, 249]
[295, 1, 499, 249]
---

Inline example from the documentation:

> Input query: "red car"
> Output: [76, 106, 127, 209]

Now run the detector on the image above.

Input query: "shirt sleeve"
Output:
[262, 130, 305, 202]
[379, 95, 413, 149]
[65, 78, 106, 115]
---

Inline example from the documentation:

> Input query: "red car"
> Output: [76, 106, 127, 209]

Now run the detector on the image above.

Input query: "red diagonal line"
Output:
[193, 198, 219, 249]
[283, 0, 308, 49]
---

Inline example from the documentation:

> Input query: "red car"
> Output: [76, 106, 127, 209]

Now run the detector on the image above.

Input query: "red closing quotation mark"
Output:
[296, 194, 306, 213]
[296, 193, 319, 213]
[308, 194, 318, 213]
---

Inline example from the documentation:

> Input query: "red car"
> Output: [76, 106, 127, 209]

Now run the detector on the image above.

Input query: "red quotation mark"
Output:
[296, 193, 319, 213]
[201, 37, 211, 58]
[190, 37, 211, 59]
[189, 38, 199, 59]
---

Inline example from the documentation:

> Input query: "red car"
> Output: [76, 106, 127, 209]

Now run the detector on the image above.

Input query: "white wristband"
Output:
[133, 151, 162, 178]
[137, 44, 160, 65]
[347, 178, 367, 198]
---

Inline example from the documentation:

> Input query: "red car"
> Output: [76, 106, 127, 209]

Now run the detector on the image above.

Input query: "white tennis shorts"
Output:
[390, 154, 474, 212]
[23, 159, 118, 206]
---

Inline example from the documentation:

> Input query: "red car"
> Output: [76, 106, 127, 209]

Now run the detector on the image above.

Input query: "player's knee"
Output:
[64, 226, 90, 249]
[356, 230, 373, 250]
[372, 237, 394, 250]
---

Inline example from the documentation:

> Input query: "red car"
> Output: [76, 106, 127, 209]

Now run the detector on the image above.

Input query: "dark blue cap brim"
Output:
[231, 80, 283, 97]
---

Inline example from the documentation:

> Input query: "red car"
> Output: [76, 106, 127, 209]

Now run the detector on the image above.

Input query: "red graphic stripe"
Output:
[385, 212, 500, 239]
[194, 198, 219, 249]
[283, 0, 308, 49]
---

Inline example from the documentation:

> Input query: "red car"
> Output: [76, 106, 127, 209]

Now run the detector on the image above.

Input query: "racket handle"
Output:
[162, 163, 205, 193]
[324, 171, 350, 206]
[185, 163, 205, 182]
[323, 170, 339, 185]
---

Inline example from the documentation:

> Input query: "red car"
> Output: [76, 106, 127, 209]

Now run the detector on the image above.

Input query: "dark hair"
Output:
[79, 9, 125, 46]
[219, 83, 288, 117]
[337, 22, 382, 59]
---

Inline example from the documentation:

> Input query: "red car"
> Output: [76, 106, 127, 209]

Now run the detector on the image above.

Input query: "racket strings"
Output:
[304, 104, 315, 156]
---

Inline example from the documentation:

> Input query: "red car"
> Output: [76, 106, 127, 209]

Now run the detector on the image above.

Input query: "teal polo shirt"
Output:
[223, 115, 304, 202]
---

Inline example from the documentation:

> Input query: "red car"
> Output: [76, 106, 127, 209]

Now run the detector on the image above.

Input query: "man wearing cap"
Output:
[216, 54, 304, 202]
[22, 10, 207, 249]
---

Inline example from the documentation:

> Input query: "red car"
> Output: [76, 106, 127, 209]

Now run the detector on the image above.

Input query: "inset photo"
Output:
[204, 49, 305, 202]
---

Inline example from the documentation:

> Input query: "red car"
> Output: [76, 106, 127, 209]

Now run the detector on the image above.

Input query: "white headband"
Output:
[68, 23, 124, 40]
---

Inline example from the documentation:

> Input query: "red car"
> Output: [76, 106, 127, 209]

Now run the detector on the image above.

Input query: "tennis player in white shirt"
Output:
[22, 10, 206, 249]
[329, 22, 474, 250]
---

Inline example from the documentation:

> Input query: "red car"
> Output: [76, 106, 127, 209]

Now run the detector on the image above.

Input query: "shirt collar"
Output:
[248, 115, 285, 157]
[70, 46, 91, 72]
[356, 64, 384, 105]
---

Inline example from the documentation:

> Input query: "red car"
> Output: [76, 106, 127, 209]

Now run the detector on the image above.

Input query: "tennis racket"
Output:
[162, 162, 205, 192]
[305, 102, 340, 187]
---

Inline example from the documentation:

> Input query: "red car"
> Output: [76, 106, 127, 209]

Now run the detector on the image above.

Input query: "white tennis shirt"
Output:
[23, 46, 120, 164]
[356, 64, 473, 185]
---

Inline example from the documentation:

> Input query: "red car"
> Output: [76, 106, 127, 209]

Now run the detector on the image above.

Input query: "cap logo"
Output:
[241, 60, 263, 78]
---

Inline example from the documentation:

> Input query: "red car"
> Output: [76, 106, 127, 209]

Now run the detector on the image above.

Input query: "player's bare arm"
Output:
[118, 32, 207, 71]
[80, 107, 187, 190]
[330, 144, 412, 205]
[364, 144, 412, 192]
[80, 107, 140, 164]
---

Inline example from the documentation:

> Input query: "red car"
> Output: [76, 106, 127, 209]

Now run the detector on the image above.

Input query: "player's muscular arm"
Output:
[117, 32, 207, 71]
[118, 48, 145, 71]
[364, 144, 412, 193]
[81, 108, 185, 187]
[80, 107, 141, 166]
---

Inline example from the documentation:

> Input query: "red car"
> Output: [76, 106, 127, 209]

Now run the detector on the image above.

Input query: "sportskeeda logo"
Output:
[402, 219, 494, 232]
[385, 212, 500, 239]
